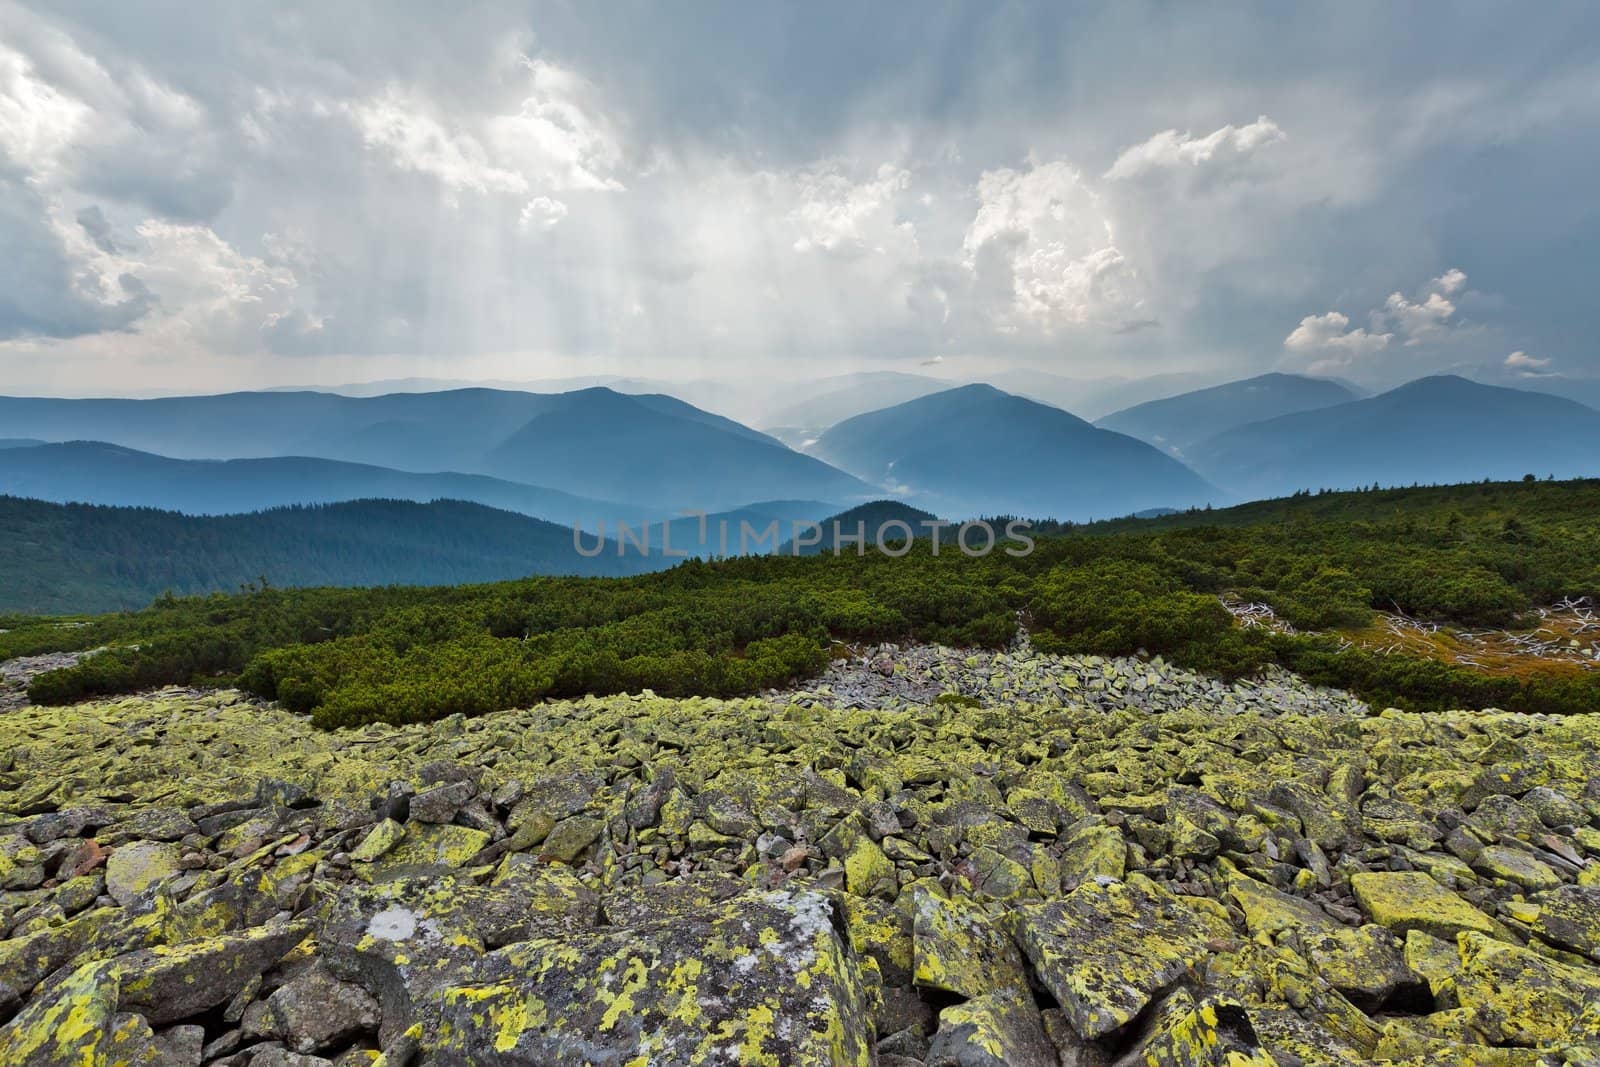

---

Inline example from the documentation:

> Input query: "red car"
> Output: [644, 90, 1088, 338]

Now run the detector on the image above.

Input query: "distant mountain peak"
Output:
[812, 383, 1218, 520]
[1188, 375, 1600, 499]
[1095, 373, 1360, 454]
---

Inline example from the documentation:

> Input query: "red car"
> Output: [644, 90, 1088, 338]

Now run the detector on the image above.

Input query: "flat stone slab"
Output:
[1529, 884, 1600, 961]
[1349, 871, 1498, 941]
[432, 888, 874, 1065]
[1012, 877, 1210, 1040]
[911, 886, 1029, 998]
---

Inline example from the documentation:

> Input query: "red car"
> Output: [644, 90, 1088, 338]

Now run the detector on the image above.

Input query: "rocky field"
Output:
[1, 643, 1598, 1065]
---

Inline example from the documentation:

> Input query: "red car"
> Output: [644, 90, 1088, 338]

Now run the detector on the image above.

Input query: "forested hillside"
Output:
[0, 496, 652, 613]
[0, 441, 650, 527]
[8, 478, 1600, 726]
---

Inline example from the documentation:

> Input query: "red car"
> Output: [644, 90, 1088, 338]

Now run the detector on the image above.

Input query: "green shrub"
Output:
[1030, 560, 1234, 660]
[17, 479, 1600, 725]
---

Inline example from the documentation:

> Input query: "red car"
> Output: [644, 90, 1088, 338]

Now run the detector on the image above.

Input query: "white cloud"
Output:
[0, 41, 89, 176]
[1383, 290, 1456, 345]
[1105, 115, 1285, 181]
[1378, 268, 1468, 344]
[484, 59, 623, 193]
[519, 195, 568, 231]
[1505, 350, 1551, 374]
[1284, 311, 1393, 357]
[351, 88, 529, 196]
[0, 22, 253, 343]
[350, 56, 621, 203]
[93, 219, 303, 352]
[1284, 266, 1474, 372]
[789, 162, 911, 256]
[964, 160, 1145, 332]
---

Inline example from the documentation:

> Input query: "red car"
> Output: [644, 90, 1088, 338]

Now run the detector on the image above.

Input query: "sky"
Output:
[1, 1, 1597, 398]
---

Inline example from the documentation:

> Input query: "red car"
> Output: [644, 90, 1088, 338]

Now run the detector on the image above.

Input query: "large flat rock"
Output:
[1012, 876, 1210, 1040]
[432, 888, 875, 1065]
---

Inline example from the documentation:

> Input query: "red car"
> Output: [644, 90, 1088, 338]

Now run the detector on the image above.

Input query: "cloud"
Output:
[964, 160, 1145, 333]
[1381, 269, 1468, 345]
[1105, 116, 1285, 181]
[484, 59, 624, 193]
[1113, 318, 1160, 334]
[1283, 267, 1476, 372]
[789, 162, 911, 257]
[74, 204, 117, 252]
[348, 58, 621, 203]
[0, 39, 90, 178]
[0, 4, 1597, 393]
[1383, 290, 1456, 345]
[519, 196, 568, 232]
[1284, 311, 1392, 358]
[1504, 350, 1551, 374]
[350, 88, 530, 197]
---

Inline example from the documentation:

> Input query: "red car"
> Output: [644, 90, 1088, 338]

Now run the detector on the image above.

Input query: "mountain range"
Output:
[0, 387, 869, 514]
[0, 441, 651, 529]
[811, 383, 1221, 520]
[1186, 375, 1600, 498]
[5, 372, 1600, 567]
[1095, 373, 1361, 456]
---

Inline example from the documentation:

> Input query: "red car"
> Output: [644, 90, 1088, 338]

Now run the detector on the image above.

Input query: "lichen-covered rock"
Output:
[1528, 884, 1600, 960]
[350, 818, 405, 863]
[316, 874, 490, 1046]
[269, 961, 383, 1053]
[1117, 989, 1277, 1067]
[105, 840, 181, 906]
[1402, 928, 1463, 1004]
[112, 919, 310, 1025]
[1059, 822, 1126, 887]
[1453, 931, 1600, 1049]
[1226, 870, 1343, 940]
[840, 892, 913, 987]
[819, 812, 898, 900]
[599, 869, 745, 927]
[1372, 1021, 1549, 1065]
[0, 961, 120, 1066]
[1301, 923, 1425, 1011]
[1269, 781, 1359, 853]
[924, 985, 1057, 1067]
[1472, 845, 1562, 890]
[407, 781, 475, 824]
[911, 886, 1028, 998]
[432, 889, 874, 1065]
[478, 853, 598, 945]
[1, 652, 1598, 1064]
[1349, 871, 1500, 940]
[1013, 876, 1211, 1040]
[372, 823, 489, 871]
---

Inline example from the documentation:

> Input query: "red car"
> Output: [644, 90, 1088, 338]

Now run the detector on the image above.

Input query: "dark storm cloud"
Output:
[1, 0, 1596, 393]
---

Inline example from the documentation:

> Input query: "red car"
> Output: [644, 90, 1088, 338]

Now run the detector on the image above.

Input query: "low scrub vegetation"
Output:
[8, 478, 1600, 725]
